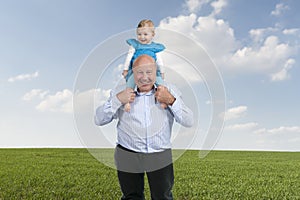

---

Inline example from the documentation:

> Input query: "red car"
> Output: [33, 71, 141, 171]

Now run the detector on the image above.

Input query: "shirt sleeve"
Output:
[156, 52, 164, 73]
[94, 89, 123, 126]
[123, 46, 135, 70]
[167, 85, 194, 128]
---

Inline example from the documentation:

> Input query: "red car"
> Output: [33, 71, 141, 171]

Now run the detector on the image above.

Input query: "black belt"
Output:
[117, 144, 137, 153]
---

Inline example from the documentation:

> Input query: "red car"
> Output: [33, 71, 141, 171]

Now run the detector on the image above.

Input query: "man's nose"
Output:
[141, 73, 147, 78]
[141, 72, 150, 79]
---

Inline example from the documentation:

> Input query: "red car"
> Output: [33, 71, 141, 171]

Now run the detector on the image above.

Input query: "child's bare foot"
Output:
[124, 103, 131, 112]
[160, 103, 167, 109]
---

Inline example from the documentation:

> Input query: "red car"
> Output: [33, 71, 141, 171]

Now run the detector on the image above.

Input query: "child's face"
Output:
[136, 27, 154, 44]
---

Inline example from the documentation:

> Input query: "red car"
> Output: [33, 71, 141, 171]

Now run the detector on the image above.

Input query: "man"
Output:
[95, 54, 193, 200]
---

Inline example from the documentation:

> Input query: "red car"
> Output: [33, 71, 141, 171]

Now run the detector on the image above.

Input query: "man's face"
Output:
[133, 60, 156, 93]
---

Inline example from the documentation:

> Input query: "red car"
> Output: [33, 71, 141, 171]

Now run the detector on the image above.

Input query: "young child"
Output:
[122, 19, 166, 112]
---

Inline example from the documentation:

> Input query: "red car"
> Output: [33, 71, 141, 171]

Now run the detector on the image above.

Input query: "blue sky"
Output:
[0, 0, 299, 151]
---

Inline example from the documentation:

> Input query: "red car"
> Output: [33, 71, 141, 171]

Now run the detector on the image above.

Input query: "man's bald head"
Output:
[132, 55, 157, 93]
[133, 54, 156, 69]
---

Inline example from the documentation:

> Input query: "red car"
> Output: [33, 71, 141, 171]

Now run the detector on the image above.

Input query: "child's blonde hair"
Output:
[137, 19, 155, 34]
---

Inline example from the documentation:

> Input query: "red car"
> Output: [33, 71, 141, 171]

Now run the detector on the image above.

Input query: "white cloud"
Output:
[74, 88, 111, 113]
[159, 13, 237, 67]
[158, 2, 297, 82]
[229, 36, 293, 74]
[249, 27, 277, 43]
[195, 15, 236, 58]
[254, 126, 300, 135]
[184, 0, 211, 13]
[270, 58, 295, 81]
[74, 89, 111, 111]
[8, 71, 39, 82]
[23, 88, 111, 114]
[183, 0, 227, 15]
[22, 89, 49, 101]
[96, 89, 111, 105]
[36, 89, 73, 113]
[159, 14, 197, 35]
[283, 28, 300, 35]
[161, 14, 236, 58]
[220, 105, 247, 121]
[161, 52, 205, 83]
[210, 0, 227, 16]
[225, 122, 258, 131]
[271, 3, 289, 16]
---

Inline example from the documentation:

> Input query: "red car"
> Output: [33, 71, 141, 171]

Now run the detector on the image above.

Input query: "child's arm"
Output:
[123, 46, 135, 69]
[156, 52, 165, 79]
[122, 46, 135, 78]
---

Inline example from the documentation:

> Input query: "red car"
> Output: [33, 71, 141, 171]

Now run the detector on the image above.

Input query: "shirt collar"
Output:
[134, 84, 157, 96]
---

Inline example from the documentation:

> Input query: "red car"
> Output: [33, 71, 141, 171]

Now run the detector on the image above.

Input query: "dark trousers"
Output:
[117, 164, 174, 200]
[115, 145, 174, 200]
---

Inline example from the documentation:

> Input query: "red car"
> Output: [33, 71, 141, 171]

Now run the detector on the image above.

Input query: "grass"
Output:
[0, 149, 299, 199]
[174, 151, 300, 199]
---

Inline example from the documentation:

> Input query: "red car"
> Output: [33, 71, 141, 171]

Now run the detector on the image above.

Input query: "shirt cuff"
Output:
[168, 96, 182, 111]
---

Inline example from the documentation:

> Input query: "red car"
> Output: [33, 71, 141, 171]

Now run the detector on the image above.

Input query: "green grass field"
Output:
[0, 149, 299, 199]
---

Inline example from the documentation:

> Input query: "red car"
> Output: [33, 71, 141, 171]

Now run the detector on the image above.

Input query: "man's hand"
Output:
[117, 88, 136, 104]
[155, 85, 176, 106]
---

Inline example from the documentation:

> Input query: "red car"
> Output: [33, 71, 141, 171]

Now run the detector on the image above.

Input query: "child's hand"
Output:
[122, 70, 128, 78]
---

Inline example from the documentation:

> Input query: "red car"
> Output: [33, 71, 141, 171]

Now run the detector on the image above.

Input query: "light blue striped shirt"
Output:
[95, 84, 194, 153]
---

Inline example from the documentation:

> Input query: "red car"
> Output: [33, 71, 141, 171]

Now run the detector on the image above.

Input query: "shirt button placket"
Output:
[145, 95, 150, 153]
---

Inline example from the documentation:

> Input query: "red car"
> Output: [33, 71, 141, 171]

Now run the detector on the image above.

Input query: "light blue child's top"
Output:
[125, 38, 165, 81]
